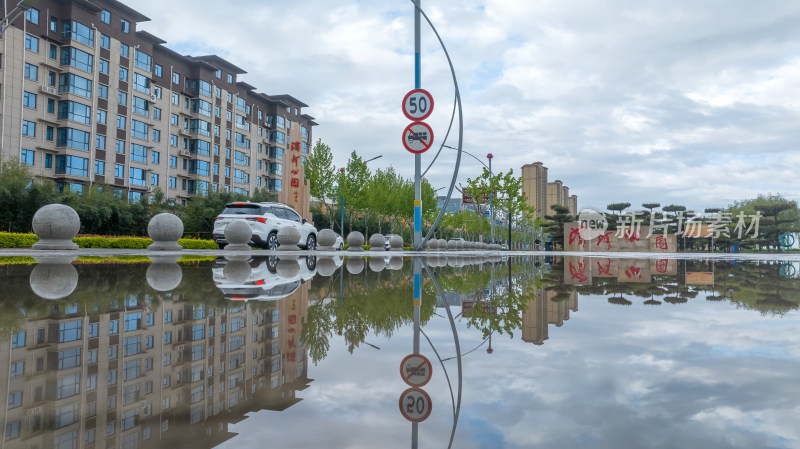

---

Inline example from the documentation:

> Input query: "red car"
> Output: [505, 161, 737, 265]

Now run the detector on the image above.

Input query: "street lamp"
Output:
[487, 153, 494, 244]
[0, 0, 38, 38]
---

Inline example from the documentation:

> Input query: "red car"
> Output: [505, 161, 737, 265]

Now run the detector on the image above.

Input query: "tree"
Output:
[607, 202, 631, 215]
[642, 203, 661, 215]
[543, 204, 573, 249]
[662, 204, 686, 217]
[303, 139, 336, 228]
[465, 168, 534, 244]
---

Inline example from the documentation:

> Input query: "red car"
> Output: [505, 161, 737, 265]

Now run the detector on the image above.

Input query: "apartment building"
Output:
[0, 0, 315, 218]
[0, 269, 311, 448]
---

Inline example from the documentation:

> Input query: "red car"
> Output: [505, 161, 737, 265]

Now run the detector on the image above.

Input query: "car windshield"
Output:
[220, 204, 262, 215]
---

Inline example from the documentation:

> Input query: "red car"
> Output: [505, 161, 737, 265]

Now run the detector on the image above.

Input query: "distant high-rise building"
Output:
[521, 162, 548, 219]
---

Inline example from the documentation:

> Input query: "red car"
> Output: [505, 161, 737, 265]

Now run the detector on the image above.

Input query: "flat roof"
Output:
[194, 55, 247, 75]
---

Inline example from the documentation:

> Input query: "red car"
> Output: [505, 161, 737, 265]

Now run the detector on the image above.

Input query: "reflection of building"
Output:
[522, 288, 578, 345]
[0, 0, 315, 218]
[0, 287, 310, 448]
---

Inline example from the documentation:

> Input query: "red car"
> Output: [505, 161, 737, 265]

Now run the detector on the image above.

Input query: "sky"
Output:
[134, 0, 800, 213]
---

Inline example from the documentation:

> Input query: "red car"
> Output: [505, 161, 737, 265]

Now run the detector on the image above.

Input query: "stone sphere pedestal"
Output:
[317, 229, 338, 251]
[346, 232, 364, 251]
[277, 226, 301, 251]
[225, 220, 252, 251]
[368, 233, 385, 251]
[147, 213, 184, 250]
[32, 204, 80, 250]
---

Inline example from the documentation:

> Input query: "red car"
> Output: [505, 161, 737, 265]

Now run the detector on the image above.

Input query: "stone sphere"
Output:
[346, 257, 364, 274]
[32, 204, 80, 250]
[318, 229, 338, 248]
[147, 213, 184, 250]
[346, 231, 364, 251]
[388, 256, 404, 270]
[368, 233, 385, 251]
[222, 258, 252, 284]
[30, 262, 78, 299]
[316, 256, 339, 276]
[389, 235, 403, 250]
[447, 239, 458, 250]
[276, 257, 301, 278]
[368, 256, 386, 272]
[428, 239, 438, 250]
[277, 226, 301, 251]
[225, 219, 252, 247]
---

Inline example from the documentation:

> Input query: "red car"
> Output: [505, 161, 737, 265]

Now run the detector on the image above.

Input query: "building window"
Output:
[227, 73, 233, 83]
[60, 47, 93, 72]
[134, 49, 152, 72]
[151, 173, 159, 186]
[131, 143, 147, 162]
[65, 21, 94, 46]
[172, 72, 180, 84]
[133, 72, 150, 93]
[129, 167, 146, 186]
[95, 160, 105, 175]
[169, 177, 176, 189]
[101, 10, 110, 24]
[20, 149, 34, 166]
[55, 155, 89, 176]
[45, 153, 53, 167]
[154, 64, 163, 77]
[115, 164, 124, 178]
[58, 73, 92, 98]
[132, 96, 149, 117]
[116, 139, 125, 154]
[58, 100, 92, 125]
[172, 92, 179, 105]
[23, 91, 37, 109]
[117, 115, 126, 130]
[56, 128, 90, 151]
[121, 18, 130, 33]
[151, 151, 160, 164]
[153, 129, 161, 142]
[22, 121, 36, 137]
[100, 33, 110, 49]
[97, 109, 106, 124]
[119, 66, 128, 82]
[99, 58, 109, 74]
[153, 107, 161, 120]
[96, 134, 106, 149]
[98, 84, 108, 99]
[24, 63, 38, 80]
[118, 91, 127, 106]
[25, 7, 39, 24]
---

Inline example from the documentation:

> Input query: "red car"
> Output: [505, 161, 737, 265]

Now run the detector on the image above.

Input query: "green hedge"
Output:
[0, 232, 216, 249]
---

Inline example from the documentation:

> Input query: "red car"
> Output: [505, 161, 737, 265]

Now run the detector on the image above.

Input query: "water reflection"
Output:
[1, 255, 799, 448]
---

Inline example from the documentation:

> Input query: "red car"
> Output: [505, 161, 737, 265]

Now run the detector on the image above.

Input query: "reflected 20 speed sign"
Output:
[402, 88, 434, 121]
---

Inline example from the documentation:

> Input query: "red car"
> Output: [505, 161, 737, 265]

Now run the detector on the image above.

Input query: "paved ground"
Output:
[1, 248, 799, 261]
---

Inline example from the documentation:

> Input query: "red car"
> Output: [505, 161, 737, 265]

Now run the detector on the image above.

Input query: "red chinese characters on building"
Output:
[568, 227, 586, 248]
[654, 235, 668, 250]
[289, 142, 302, 209]
[569, 261, 588, 282]
[596, 232, 611, 251]
[624, 266, 641, 279]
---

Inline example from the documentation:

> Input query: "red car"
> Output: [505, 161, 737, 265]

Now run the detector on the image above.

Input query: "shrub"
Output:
[178, 239, 217, 250]
[0, 232, 39, 248]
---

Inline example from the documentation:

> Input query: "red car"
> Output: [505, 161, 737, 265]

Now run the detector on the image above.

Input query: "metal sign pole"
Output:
[412, 2, 422, 448]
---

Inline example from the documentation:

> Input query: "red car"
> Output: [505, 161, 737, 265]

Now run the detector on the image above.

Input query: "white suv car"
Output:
[212, 202, 317, 250]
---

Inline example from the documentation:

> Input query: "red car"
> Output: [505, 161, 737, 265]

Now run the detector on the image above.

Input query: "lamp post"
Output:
[487, 153, 494, 244]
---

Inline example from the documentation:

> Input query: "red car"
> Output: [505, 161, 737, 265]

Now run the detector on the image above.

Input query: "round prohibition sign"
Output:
[402, 121, 434, 154]
[400, 354, 433, 387]
[402, 88, 435, 121]
[399, 387, 433, 423]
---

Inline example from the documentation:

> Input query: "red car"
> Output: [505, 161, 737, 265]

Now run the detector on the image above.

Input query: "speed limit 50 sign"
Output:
[402, 89, 434, 121]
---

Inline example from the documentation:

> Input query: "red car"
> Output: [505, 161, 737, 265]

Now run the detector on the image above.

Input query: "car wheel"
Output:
[266, 255, 278, 273]
[266, 232, 279, 251]
[305, 234, 316, 251]
[218, 243, 226, 250]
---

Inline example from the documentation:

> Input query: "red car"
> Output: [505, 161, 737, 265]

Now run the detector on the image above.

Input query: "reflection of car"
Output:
[334, 235, 344, 250]
[212, 202, 317, 250]
[212, 256, 317, 301]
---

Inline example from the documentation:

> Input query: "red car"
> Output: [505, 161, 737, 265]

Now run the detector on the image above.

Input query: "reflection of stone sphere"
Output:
[225, 220, 252, 245]
[277, 226, 301, 249]
[276, 258, 301, 278]
[368, 256, 386, 272]
[222, 259, 251, 284]
[347, 231, 365, 249]
[318, 229, 338, 247]
[346, 257, 364, 274]
[368, 233, 384, 249]
[146, 262, 183, 291]
[30, 263, 78, 299]
[388, 256, 403, 270]
[147, 213, 184, 242]
[316, 257, 339, 276]
[32, 204, 80, 240]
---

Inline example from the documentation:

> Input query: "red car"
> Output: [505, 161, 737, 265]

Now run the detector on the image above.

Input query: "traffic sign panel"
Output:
[400, 354, 432, 387]
[402, 89, 434, 121]
[399, 387, 432, 423]
[403, 121, 434, 154]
